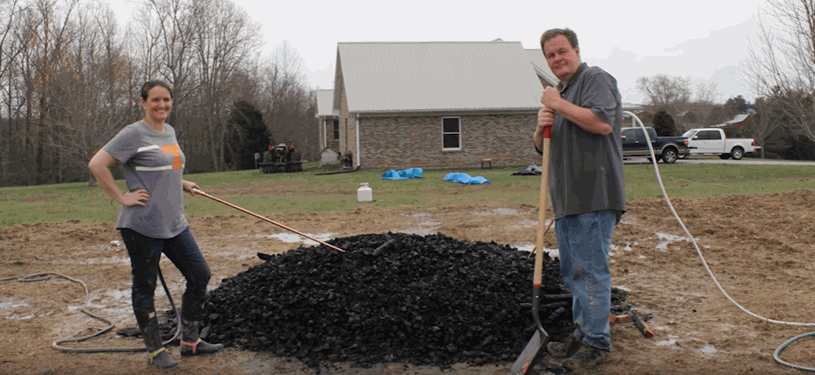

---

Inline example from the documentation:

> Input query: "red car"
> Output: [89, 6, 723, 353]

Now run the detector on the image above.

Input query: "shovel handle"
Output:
[533, 126, 551, 287]
[192, 188, 344, 252]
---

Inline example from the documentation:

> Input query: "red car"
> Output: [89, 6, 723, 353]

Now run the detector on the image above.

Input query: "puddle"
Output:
[56, 256, 130, 265]
[699, 344, 717, 355]
[265, 232, 335, 246]
[514, 243, 559, 258]
[515, 219, 538, 228]
[7, 314, 34, 320]
[0, 299, 30, 310]
[401, 213, 442, 236]
[472, 208, 520, 216]
[656, 338, 681, 348]
[655, 232, 692, 251]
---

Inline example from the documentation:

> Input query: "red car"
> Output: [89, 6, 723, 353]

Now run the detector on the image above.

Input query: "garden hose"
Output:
[2, 266, 180, 353]
[625, 111, 815, 372]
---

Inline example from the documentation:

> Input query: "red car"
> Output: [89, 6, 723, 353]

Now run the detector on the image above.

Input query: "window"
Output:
[699, 130, 721, 140]
[332, 120, 340, 141]
[442, 117, 461, 150]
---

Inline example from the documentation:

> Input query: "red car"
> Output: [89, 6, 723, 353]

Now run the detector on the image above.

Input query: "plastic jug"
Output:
[357, 182, 372, 202]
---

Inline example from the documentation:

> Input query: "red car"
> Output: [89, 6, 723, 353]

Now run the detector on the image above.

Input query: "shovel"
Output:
[192, 188, 344, 252]
[511, 124, 552, 375]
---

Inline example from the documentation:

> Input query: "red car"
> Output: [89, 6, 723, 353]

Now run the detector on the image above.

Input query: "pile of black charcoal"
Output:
[201, 232, 630, 369]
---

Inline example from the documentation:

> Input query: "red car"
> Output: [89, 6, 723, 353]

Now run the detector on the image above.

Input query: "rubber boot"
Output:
[135, 309, 178, 369]
[180, 296, 223, 356]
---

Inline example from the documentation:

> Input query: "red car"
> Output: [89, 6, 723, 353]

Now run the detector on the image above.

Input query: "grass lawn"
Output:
[0, 162, 812, 226]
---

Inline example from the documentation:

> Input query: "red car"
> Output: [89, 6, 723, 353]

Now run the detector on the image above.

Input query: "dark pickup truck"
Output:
[621, 127, 691, 164]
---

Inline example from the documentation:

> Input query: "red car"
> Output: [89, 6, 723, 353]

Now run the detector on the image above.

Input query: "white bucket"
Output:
[357, 182, 373, 202]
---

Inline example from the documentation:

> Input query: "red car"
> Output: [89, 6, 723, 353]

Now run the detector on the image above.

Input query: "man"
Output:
[532, 28, 626, 371]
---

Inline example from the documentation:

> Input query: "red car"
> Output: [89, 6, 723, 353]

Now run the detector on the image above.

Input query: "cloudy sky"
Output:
[107, 0, 771, 105]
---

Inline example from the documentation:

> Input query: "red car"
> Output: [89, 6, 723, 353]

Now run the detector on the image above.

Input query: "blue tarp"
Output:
[443, 172, 491, 185]
[381, 168, 424, 180]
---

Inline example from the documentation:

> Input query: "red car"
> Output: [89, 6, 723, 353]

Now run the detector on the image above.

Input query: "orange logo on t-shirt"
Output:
[160, 144, 183, 170]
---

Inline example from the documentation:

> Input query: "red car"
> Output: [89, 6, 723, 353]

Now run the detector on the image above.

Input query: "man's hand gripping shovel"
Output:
[511, 121, 552, 375]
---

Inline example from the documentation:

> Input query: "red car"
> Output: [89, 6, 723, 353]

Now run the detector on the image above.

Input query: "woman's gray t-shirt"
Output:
[103, 121, 188, 239]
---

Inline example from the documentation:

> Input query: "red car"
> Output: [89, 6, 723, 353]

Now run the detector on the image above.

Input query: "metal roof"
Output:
[525, 49, 559, 87]
[315, 89, 336, 118]
[336, 42, 544, 113]
[711, 113, 752, 128]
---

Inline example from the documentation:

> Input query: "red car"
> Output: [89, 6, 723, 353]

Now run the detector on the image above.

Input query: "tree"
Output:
[744, 0, 815, 143]
[652, 110, 677, 136]
[189, 0, 261, 172]
[47, 0, 132, 185]
[694, 82, 721, 105]
[749, 96, 783, 158]
[636, 74, 692, 111]
[706, 95, 751, 125]
[258, 42, 318, 160]
[0, 0, 23, 183]
[224, 99, 267, 170]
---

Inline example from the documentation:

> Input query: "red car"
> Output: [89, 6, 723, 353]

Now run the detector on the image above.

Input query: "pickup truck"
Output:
[621, 127, 691, 164]
[680, 128, 760, 160]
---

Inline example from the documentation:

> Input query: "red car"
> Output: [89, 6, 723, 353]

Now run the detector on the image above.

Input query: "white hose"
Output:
[623, 111, 815, 372]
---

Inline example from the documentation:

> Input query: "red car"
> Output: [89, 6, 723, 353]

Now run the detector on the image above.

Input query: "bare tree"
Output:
[258, 41, 318, 158]
[694, 82, 721, 106]
[0, 0, 23, 182]
[16, 0, 81, 184]
[142, 0, 196, 149]
[636, 74, 692, 112]
[744, 0, 815, 142]
[47, 0, 132, 185]
[190, 0, 261, 171]
[749, 96, 782, 158]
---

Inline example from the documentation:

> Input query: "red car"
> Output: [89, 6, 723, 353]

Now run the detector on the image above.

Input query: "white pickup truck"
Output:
[680, 128, 761, 160]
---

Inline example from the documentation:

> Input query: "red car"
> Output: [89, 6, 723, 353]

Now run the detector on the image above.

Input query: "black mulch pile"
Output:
[201, 232, 630, 369]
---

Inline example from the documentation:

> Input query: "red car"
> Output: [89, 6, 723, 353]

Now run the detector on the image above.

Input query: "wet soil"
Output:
[1, 189, 815, 374]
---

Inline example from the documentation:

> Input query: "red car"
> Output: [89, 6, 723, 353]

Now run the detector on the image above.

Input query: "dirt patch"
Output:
[1, 190, 815, 374]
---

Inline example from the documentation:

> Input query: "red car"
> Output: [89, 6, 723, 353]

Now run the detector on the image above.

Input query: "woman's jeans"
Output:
[120, 227, 211, 320]
[555, 210, 622, 352]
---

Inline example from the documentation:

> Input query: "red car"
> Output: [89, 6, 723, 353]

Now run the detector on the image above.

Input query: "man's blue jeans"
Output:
[555, 210, 621, 352]
[120, 227, 211, 315]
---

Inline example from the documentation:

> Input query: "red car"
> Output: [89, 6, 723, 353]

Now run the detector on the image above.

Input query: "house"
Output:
[619, 103, 656, 127]
[315, 89, 340, 151]
[710, 109, 756, 128]
[331, 41, 545, 170]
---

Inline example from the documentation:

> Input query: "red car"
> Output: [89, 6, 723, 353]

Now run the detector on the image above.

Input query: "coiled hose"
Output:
[624, 111, 815, 372]
[1, 266, 180, 353]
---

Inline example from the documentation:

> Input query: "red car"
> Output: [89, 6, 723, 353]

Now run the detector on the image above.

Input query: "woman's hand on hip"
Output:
[122, 189, 149, 207]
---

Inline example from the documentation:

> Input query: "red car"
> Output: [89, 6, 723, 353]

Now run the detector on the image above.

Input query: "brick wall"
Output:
[317, 117, 340, 150]
[357, 113, 540, 169]
[337, 57, 540, 169]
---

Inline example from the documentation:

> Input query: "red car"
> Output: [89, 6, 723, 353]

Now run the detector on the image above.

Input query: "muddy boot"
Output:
[180, 296, 223, 356]
[546, 333, 581, 358]
[135, 309, 178, 369]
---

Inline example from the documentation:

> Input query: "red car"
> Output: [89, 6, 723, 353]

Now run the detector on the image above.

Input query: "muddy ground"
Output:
[1, 189, 815, 375]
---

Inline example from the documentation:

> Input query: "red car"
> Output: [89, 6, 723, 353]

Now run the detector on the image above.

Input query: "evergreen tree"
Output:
[225, 100, 270, 170]
[653, 110, 677, 136]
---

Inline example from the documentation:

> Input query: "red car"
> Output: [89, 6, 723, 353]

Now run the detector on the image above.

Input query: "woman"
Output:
[88, 81, 223, 369]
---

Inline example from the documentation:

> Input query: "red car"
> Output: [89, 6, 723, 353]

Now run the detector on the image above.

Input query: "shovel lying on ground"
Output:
[511, 124, 552, 375]
[192, 188, 345, 252]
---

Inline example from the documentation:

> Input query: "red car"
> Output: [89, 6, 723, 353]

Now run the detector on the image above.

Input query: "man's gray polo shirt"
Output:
[547, 62, 626, 219]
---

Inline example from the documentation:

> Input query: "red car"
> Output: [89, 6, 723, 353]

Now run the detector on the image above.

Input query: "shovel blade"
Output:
[511, 329, 548, 374]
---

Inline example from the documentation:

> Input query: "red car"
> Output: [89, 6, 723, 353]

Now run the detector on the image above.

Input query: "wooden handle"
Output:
[193, 188, 345, 252]
[533, 127, 551, 287]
